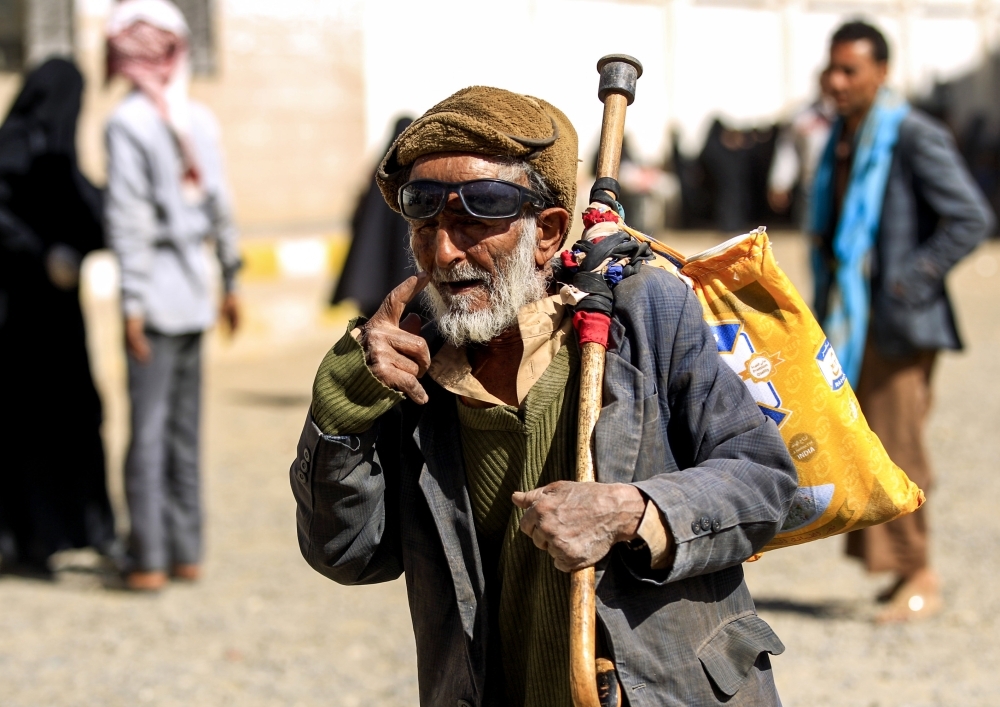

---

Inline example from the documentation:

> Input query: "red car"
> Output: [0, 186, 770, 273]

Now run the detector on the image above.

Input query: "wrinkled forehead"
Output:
[410, 152, 528, 185]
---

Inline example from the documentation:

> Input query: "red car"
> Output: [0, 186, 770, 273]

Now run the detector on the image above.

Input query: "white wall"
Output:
[361, 0, 671, 163]
[362, 0, 1000, 159]
[80, 0, 1000, 161]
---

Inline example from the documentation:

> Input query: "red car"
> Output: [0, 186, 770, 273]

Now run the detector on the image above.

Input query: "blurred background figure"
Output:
[767, 69, 836, 226]
[104, 0, 241, 592]
[919, 59, 1000, 223]
[589, 136, 678, 234]
[702, 119, 777, 232]
[674, 119, 785, 233]
[0, 59, 114, 578]
[330, 116, 416, 318]
[810, 20, 994, 623]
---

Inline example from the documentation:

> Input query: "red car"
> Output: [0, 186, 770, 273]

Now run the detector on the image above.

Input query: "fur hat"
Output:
[376, 86, 578, 222]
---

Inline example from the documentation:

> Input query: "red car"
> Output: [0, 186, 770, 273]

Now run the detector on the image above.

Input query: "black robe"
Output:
[331, 117, 417, 318]
[0, 59, 114, 571]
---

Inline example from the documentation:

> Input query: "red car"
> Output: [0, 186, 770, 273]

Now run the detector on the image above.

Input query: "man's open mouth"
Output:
[440, 279, 486, 296]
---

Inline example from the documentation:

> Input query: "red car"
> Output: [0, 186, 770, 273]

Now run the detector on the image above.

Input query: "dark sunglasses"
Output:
[398, 179, 549, 220]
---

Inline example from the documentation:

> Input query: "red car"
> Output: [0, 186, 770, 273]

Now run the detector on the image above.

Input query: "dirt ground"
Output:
[1, 232, 998, 707]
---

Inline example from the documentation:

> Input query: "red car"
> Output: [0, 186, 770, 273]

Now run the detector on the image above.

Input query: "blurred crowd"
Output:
[596, 68, 1000, 241]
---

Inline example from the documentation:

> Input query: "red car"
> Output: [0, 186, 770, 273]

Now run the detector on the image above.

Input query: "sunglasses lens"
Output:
[460, 180, 523, 218]
[400, 181, 447, 218]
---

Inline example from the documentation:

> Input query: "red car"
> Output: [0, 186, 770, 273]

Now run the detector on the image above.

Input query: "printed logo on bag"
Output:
[711, 321, 792, 427]
[739, 351, 785, 384]
[815, 339, 847, 391]
[788, 433, 818, 462]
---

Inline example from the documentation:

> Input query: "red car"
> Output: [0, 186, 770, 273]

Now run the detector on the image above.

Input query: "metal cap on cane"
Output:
[597, 54, 643, 105]
[593, 54, 644, 197]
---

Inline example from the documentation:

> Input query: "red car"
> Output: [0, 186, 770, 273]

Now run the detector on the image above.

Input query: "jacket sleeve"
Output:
[893, 117, 996, 306]
[631, 289, 798, 584]
[105, 119, 157, 320]
[292, 326, 406, 585]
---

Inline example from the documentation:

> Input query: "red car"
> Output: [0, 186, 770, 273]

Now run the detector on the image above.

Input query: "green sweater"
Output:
[456, 342, 578, 707]
[312, 325, 578, 707]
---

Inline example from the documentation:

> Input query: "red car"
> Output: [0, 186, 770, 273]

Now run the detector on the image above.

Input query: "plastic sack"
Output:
[638, 226, 924, 552]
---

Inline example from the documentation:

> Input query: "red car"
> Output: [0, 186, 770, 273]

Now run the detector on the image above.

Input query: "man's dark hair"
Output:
[831, 20, 889, 63]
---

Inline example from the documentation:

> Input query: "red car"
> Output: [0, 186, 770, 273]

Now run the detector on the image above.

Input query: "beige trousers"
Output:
[846, 342, 937, 578]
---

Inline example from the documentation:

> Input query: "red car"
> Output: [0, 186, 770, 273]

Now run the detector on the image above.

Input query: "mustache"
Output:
[432, 261, 493, 286]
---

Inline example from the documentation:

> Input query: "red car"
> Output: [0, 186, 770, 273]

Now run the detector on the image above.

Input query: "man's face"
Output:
[405, 153, 566, 345]
[827, 39, 887, 120]
[408, 154, 534, 314]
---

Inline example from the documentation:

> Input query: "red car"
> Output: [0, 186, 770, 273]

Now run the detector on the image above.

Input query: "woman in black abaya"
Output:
[0, 59, 114, 575]
[331, 117, 416, 317]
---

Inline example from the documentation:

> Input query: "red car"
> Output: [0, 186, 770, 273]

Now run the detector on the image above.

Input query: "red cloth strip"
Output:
[582, 207, 620, 230]
[573, 310, 612, 348]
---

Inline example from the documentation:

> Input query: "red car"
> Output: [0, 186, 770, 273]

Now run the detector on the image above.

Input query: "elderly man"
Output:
[291, 87, 797, 706]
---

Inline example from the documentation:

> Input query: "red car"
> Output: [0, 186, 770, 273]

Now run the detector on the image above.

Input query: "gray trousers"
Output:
[125, 331, 203, 571]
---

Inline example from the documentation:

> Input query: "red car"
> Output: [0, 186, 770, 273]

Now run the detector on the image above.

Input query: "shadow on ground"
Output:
[753, 597, 866, 621]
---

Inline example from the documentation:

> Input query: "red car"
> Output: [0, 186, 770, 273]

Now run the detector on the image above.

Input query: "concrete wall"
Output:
[74, 1, 366, 233]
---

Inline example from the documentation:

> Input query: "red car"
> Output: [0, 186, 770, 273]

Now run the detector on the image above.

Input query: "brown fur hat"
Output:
[375, 86, 578, 221]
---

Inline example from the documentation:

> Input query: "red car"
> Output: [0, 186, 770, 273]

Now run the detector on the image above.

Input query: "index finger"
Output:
[512, 489, 543, 510]
[376, 272, 430, 324]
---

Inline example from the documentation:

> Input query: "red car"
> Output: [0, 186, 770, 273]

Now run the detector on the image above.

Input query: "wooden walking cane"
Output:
[570, 54, 643, 707]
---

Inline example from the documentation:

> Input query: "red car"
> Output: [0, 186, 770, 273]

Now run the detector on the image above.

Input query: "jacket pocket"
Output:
[697, 614, 784, 697]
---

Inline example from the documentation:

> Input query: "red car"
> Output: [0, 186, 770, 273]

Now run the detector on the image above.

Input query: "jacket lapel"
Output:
[414, 381, 484, 638]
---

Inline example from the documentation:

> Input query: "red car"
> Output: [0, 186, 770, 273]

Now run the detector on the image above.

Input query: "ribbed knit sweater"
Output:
[310, 320, 404, 435]
[457, 341, 578, 707]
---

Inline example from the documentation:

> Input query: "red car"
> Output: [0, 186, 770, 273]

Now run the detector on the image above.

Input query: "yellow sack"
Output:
[632, 226, 924, 552]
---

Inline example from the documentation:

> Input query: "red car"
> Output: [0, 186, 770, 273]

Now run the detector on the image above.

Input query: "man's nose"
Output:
[431, 194, 470, 269]
[433, 227, 466, 270]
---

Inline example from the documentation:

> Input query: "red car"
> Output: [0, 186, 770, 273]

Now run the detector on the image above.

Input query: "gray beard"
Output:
[415, 217, 548, 347]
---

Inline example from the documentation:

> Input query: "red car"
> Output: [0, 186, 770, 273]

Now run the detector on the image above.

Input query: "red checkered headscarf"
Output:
[106, 0, 200, 187]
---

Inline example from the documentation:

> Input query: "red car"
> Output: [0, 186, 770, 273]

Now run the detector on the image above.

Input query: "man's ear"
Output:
[875, 60, 888, 85]
[534, 207, 570, 266]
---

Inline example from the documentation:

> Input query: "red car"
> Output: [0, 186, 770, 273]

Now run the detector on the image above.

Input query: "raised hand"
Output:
[359, 273, 432, 404]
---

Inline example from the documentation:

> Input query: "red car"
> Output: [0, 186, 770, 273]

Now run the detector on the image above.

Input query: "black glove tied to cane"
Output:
[553, 232, 656, 316]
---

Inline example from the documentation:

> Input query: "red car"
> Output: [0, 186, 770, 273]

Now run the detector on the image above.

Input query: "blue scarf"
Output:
[809, 89, 909, 385]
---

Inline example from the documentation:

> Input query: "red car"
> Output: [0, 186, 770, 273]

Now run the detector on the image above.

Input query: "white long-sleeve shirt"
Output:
[105, 91, 240, 335]
[768, 98, 836, 196]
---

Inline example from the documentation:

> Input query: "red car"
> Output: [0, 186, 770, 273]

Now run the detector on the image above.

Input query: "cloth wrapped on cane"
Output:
[557, 206, 925, 554]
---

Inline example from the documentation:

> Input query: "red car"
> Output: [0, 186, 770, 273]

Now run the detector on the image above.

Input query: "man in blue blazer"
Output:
[812, 21, 995, 622]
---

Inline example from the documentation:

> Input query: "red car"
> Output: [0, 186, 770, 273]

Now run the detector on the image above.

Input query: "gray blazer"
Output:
[849, 110, 994, 356]
[291, 267, 798, 706]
